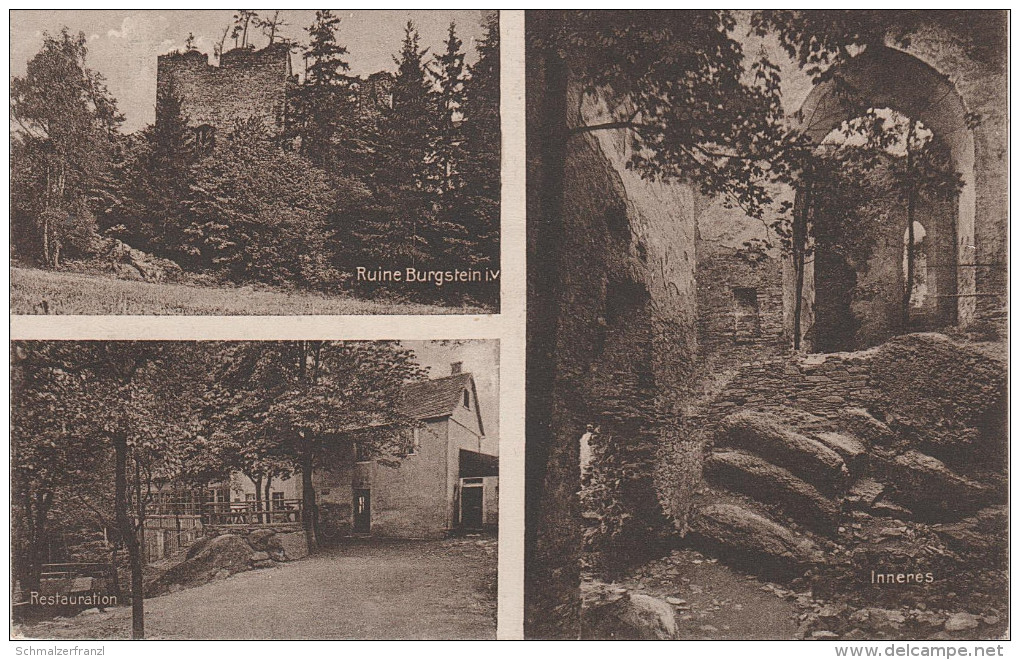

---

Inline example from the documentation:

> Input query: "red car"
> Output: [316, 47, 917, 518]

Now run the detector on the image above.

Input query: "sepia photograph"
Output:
[12, 340, 499, 639]
[10, 10, 500, 315]
[525, 10, 1008, 641]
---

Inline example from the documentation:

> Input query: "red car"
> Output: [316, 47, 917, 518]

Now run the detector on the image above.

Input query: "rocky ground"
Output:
[14, 536, 497, 640]
[584, 334, 1008, 641]
[582, 547, 1007, 641]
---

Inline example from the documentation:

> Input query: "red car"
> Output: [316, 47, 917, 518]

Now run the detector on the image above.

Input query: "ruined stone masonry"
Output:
[157, 44, 394, 140]
[157, 45, 295, 138]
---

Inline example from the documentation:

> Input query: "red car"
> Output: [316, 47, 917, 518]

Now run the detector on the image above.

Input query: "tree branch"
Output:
[569, 121, 647, 136]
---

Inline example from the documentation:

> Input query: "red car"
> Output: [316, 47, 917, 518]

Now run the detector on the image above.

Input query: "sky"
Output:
[10, 10, 491, 133]
[402, 340, 499, 455]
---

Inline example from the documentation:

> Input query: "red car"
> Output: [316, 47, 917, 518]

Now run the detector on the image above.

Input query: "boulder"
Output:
[250, 551, 270, 562]
[687, 503, 821, 580]
[145, 533, 254, 596]
[718, 411, 849, 494]
[839, 408, 897, 447]
[703, 450, 840, 534]
[582, 593, 678, 640]
[814, 431, 868, 475]
[247, 529, 282, 553]
[943, 612, 981, 632]
[864, 336, 1007, 438]
[105, 239, 182, 283]
[277, 531, 309, 561]
[874, 450, 995, 520]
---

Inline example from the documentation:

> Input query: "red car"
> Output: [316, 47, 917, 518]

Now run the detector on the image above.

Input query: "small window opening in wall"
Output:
[732, 286, 762, 338]
[903, 221, 929, 308]
[463, 389, 471, 409]
[194, 124, 216, 151]
[407, 428, 420, 455]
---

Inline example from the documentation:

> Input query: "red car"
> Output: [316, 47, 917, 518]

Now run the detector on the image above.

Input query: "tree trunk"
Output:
[903, 120, 917, 328]
[792, 176, 812, 351]
[113, 432, 144, 640]
[264, 475, 273, 520]
[252, 475, 263, 524]
[109, 546, 122, 601]
[300, 449, 318, 553]
[524, 15, 581, 639]
[21, 490, 52, 596]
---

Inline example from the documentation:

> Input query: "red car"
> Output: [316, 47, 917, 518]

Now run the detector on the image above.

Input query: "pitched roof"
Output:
[400, 372, 484, 435]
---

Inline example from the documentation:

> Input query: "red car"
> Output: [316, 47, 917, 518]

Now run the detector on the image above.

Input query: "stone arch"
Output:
[794, 46, 976, 350]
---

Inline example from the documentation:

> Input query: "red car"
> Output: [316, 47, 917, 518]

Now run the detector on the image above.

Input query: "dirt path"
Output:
[587, 549, 800, 640]
[15, 538, 496, 640]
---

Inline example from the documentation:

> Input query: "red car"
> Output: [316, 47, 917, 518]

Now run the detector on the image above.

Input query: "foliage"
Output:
[185, 119, 337, 287]
[106, 83, 198, 262]
[10, 28, 123, 267]
[12, 17, 501, 309]
[531, 11, 799, 221]
[440, 13, 501, 305]
[753, 10, 1007, 77]
[207, 341, 427, 547]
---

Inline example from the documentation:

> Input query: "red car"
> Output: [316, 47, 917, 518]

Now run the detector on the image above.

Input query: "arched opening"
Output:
[792, 46, 975, 352]
[807, 107, 960, 351]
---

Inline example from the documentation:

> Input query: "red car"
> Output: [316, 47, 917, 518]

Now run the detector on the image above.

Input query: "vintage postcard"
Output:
[11, 339, 499, 640]
[10, 10, 500, 315]
[524, 10, 1008, 641]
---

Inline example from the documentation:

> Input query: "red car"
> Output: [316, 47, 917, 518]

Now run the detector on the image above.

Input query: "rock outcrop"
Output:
[688, 503, 821, 580]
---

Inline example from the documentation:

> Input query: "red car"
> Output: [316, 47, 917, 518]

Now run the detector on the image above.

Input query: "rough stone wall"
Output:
[560, 83, 700, 555]
[702, 351, 874, 431]
[896, 17, 1009, 323]
[813, 186, 959, 352]
[157, 45, 293, 136]
[525, 42, 701, 637]
[701, 333, 1006, 458]
[696, 208, 785, 376]
[356, 73, 395, 118]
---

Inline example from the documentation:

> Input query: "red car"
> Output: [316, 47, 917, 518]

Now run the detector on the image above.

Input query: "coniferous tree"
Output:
[433, 21, 468, 194]
[448, 13, 500, 301]
[295, 10, 351, 166]
[357, 21, 441, 268]
[109, 82, 198, 261]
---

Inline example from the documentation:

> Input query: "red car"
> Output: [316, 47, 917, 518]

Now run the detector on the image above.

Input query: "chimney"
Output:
[450, 361, 463, 375]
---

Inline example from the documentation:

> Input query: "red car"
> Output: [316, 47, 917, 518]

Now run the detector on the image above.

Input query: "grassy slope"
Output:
[11, 267, 488, 316]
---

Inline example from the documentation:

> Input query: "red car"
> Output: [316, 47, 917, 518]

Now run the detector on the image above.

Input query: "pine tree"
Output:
[449, 12, 500, 301]
[107, 82, 198, 262]
[358, 21, 441, 268]
[294, 11, 354, 169]
[433, 21, 467, 193]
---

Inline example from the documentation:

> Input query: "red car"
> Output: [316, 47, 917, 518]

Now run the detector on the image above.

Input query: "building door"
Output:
[353, 489, 371, 534]
[461, 485, 483, 529]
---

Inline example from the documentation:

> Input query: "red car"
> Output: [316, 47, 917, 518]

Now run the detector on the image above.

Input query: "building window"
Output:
[463, 389, 471, 409]
[194, 124, 216, 151]
[271, 491, 285, 510]
[732, 287, 762, 339]
[407, 428, 420, 456]
[355, 442, 372, 463]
